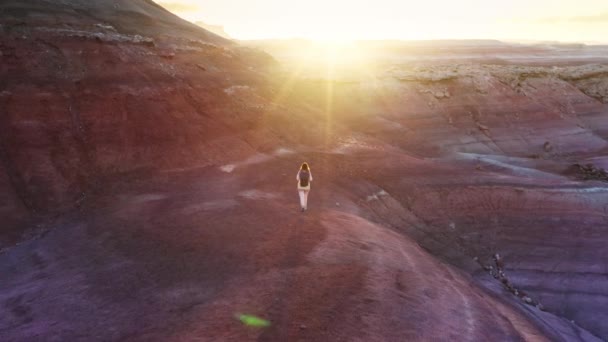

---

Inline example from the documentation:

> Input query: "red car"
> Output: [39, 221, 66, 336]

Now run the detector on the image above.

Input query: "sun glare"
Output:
[158, 0, 608, 44]
[289, 40, 371, 73]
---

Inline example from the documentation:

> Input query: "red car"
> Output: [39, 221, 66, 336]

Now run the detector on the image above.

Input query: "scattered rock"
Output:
[493, 253, 504, 269]
[94, 23, 116, 32]
[159, 51, 175, 59]
[224, 85, 250, 95]
[477, 123, 490, 132]
[433, 90, 450, 99]
[570, 163, 608, 182]
[487, 253, 544, 308]
[35, 27, 156, 46]
[543, 141, 553, 152]
[300, 324, 307, 330]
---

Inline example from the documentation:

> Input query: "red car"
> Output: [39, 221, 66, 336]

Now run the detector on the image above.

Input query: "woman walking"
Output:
[297, 162, 313, 212]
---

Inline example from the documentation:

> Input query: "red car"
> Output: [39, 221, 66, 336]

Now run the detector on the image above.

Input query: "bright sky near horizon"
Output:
[155, 0, 608, 43]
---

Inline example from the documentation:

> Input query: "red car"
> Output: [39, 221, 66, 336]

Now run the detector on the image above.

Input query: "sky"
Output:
[155, 0, 608, 43]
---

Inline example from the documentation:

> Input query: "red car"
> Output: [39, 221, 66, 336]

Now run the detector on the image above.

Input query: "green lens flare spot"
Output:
[237, 314, 271, 327]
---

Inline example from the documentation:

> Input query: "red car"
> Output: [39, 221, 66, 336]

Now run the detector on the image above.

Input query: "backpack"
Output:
[299, 170, 310, 187]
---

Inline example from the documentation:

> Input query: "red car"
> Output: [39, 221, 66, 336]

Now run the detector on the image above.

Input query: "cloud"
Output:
[156, 1, 200, 13]
[538, 12, 608, 24]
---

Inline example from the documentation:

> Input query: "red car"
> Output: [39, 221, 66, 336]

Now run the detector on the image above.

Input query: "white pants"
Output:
[298, 189, 310, 209]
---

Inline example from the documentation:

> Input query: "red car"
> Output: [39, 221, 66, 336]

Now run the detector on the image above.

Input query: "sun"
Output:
[288, 40, 371, 71]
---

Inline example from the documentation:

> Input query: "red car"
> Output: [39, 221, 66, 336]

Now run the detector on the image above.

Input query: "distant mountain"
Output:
[195, 21, 231, 39]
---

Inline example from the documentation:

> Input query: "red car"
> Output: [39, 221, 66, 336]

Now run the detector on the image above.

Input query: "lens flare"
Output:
[237, 314, 271, 327]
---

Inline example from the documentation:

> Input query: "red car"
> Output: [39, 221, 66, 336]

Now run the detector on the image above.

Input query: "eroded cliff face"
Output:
[1, 1, 608, 341]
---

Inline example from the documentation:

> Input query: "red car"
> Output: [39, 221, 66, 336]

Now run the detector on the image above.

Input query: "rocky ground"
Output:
[1, 1, 608, 341]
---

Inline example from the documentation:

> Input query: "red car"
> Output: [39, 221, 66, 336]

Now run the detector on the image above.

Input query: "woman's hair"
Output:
[300, 162, 309, 171]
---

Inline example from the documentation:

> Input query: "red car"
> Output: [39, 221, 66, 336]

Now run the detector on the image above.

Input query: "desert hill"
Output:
[1, 1, 607, 341]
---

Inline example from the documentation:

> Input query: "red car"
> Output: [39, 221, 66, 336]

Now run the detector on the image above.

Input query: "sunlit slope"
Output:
[277, 64, 608, 157]
[0, 0, 276, 238]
